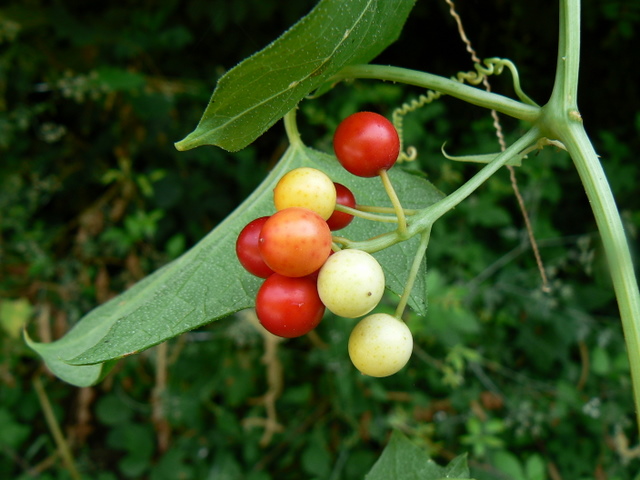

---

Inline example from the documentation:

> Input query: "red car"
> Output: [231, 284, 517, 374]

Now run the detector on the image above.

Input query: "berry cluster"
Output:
[235, 112, 413, 377]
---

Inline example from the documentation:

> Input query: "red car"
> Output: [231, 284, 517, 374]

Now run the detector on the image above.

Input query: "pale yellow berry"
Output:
[273, 167, 336, 220]
[348, 313, 413, 377]
[317, 249, 385, 318]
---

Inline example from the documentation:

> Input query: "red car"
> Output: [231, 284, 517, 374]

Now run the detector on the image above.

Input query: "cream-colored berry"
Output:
[273, 167, 336, 220]
[317, 249, 385, 318]
[348, 313, 413, 377]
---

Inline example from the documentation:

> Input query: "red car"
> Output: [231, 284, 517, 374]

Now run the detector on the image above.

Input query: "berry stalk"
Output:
[394, 228, 431, 320]
[378, 169, 408, 237]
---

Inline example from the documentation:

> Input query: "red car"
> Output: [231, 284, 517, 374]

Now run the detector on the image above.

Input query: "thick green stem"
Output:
[283, 108, 303, 147]
[547, 0, 640, 433]
[563, 121, 640, 432]
[547, 0, 580, 117]
[332, 65, 541, 123]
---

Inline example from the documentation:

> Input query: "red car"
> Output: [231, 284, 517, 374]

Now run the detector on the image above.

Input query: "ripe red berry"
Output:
[326, 182, 356, 231]
[255, 274, 325, 338]
[333, 112, 400, 177]
[236, 216, 274, 278]
[258, 207, 332, 277]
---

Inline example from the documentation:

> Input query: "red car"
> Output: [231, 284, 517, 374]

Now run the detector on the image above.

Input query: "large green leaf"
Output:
[366, 430, 474, 480]
[174, 0, 416, 152]
[26, 143, 442, 387]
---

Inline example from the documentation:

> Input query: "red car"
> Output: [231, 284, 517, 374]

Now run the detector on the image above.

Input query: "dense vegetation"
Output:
[2, 0, 640, 478]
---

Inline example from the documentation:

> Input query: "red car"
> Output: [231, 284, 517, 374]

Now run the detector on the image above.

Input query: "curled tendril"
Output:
[393, 90, 443, 163]
[393, 57, 537, 163]
[454, 58, 538, 107]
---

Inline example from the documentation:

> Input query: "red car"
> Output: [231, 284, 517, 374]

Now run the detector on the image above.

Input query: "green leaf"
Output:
[492, 451, 525, 480]
[524, 454, 547, 480]
[24, 329, 117, 387]
[26, 143, 442, 387]
[107, 423, 154, 478]
[174, 0, 416, 152]
[365, 430, 474, 480]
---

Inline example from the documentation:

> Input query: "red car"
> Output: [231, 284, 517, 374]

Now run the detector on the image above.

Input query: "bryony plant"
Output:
[26, 0, 640, 454]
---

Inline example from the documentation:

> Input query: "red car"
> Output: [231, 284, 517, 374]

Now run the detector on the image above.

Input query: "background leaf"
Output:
[27, 142, 442, 386]
[365, 430, 473, 480]
[174, 0, 417, 152]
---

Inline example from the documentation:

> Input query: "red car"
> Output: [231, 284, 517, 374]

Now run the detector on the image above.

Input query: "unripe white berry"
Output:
[317, 249, 385, 318]
[348, 313, 413, 377]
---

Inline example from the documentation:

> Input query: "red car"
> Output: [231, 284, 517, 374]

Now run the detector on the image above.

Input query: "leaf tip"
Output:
[23, 329, 113, 387]
[174, 135, 194, 152]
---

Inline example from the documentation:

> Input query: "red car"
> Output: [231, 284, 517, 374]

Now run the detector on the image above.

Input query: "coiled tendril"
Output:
[393, 58, 537, 162]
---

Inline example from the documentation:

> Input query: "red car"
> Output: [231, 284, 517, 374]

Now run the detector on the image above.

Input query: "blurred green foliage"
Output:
[2, 0, 640, 479]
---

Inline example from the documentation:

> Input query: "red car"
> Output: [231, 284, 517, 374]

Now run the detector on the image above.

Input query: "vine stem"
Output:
[331, 65, 541, 123]
[549, 0, 640, 433]
[562, 121, 640, 434]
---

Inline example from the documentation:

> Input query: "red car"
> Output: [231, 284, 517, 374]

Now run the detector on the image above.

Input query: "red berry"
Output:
[255, 274, 325, 338]
[236, 216, 274, 278]
[326, 182, 356, 231]
[258, 207, 332, 277]
[333, 112, 400, 177]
